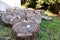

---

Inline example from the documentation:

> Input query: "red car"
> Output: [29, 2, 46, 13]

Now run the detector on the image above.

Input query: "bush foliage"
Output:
[21, 0, 60, 14]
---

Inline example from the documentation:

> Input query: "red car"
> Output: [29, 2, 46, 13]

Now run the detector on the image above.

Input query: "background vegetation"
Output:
[21, 0, 60, 14]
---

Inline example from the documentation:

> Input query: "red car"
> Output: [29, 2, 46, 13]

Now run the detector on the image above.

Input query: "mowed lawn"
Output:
[0, 17, 60, 40]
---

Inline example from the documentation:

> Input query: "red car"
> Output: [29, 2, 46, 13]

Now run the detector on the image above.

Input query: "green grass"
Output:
[0, 17, 60, 40]
[0, 24, 14, 40]
[37, 17, 60, 40]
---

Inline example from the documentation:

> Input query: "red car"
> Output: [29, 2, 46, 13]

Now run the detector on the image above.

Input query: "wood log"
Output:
[26, 9, 42, 24]
[0, 10, 4, 24]
[34, 10, 42, 24]
[12, 7, 26, 20]
[12, 16, 21, 25]
[12, 21, 39, 40]
[2, 12, 16, 25]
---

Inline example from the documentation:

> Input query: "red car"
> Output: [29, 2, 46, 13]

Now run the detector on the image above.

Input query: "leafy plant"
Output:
[22, 0, 60, 14]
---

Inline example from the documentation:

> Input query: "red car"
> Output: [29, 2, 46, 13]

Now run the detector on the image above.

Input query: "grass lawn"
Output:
[0, 17, 60, 40]
[37, 17, 60, 40]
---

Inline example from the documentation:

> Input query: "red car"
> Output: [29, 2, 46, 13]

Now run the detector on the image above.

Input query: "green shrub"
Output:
[22, 0, 60, 14]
